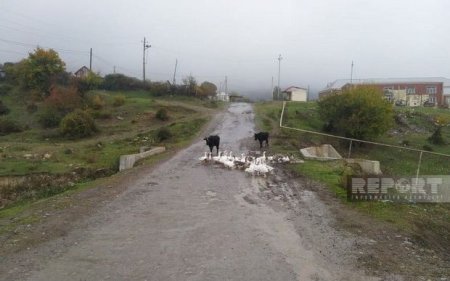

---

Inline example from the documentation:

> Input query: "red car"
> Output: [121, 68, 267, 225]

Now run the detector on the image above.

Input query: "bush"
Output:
[318, 86, 394, 140]
[428, 127, 445, 145]
[60, 109, 97, 138]
[0, 119, 22, 135]
[155, 108, 169, 121]
[0, 84, 13, 96]
[38, 107, 64, 128]
[113, 95, 126, 107]
[44, 86, 82, 114]
[91, 95, 105, 110]
[150, 82, 169, 96]
[101, 74, 149, 91]
[156, 127, 172, 141]
[0, 101, 10, 115]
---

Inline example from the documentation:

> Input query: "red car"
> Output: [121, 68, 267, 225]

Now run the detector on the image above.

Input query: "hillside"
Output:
[0, 89, 221, 206]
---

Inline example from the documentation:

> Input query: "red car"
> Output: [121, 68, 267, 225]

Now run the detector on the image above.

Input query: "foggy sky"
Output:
[1, 0, 450, 99]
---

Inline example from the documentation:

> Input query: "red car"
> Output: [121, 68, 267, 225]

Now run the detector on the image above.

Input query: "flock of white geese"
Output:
[199, 151, 290, 176]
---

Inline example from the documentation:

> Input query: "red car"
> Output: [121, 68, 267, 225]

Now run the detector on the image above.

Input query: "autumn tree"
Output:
[199, 81, 217, 98]
[20, 48, 66, 95]
[318, 86, 394, 140]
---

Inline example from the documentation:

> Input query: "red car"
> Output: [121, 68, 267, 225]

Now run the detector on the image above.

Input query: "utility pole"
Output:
[271, 76, 274, 100]
[277, 54, 282, 100]
[225, 76, 228, 95]
[172, 59, 178, 85]
[350, 61, 354, 84]
[89, 48, 92, 71]
[113, 66, 116, 74]
[142, 37, 151, 82]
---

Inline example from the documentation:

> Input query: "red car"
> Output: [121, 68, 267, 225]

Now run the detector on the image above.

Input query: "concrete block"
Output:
[300, 144, 342, 161]
[119, 147, 165, 171]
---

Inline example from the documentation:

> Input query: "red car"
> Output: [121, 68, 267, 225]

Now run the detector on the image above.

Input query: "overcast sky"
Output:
[1, 0, 450, 99]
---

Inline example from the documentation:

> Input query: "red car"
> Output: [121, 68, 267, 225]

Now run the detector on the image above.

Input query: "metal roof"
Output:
[320, 77, 450, 93]
[283, 86, 307, 92]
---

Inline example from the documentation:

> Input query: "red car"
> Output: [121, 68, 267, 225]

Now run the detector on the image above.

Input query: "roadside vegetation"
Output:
[254, 94, 450, 262]
[0, 48, 224, 209]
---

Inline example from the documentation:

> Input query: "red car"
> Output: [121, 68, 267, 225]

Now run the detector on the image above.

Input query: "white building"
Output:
[216, 92, 229, 102]
[283, 86, 308, 101]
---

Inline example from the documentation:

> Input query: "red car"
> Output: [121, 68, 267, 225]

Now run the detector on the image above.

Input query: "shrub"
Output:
[38, 107, 64, 128]
[318, 86, 394, 140]
[0, 84, 13, 96]
[101, 74, 149, 91]
[156, 127, 172, 141]
[155, 108, 169, 121]
[91, 95, 105, 110]
[0, 101, 10, 115]
[60, 109, 97, 139]
[44, 86, 82, 114]
[428, 127, 445, 145]
[0, 119, 22, 135]
[113, 95, 125, 107]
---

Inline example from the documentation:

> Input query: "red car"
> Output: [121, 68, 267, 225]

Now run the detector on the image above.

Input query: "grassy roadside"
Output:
[254, 101, 450, 254]
[0, 90, 223, 214]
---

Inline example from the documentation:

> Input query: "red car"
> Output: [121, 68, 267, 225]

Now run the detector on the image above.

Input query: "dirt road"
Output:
[1, 103, 381, 281]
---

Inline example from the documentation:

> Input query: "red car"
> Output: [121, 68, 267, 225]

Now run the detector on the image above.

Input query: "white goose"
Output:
[198, 152, 209, 162]
[213, 151, 223, 163]
[223, 151, 236, 169]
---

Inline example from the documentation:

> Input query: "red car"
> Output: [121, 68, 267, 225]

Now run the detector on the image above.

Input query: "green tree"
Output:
[318, 86, 394, 140]
[20, 48, 66, 95]
[199, 81, 217, 98]
[182, 75, 197, 96]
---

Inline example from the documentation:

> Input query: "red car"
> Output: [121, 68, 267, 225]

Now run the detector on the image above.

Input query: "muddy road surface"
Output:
[1, 103, 380, 281]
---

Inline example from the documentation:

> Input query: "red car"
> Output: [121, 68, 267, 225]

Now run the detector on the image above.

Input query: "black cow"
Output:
[254, 132, 269, 148]
[204, 135, 220, 154]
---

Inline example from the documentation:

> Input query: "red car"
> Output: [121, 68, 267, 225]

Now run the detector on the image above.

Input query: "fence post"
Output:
[415, 151, 423, 186]
[348, 140, 353, 159]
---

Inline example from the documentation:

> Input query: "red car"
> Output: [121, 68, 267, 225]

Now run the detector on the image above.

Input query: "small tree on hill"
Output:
[318, 86, 394, 140]
[19, 48, 66, 95]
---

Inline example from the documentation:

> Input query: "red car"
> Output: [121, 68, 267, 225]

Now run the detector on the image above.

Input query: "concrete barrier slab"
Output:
[300, 144, 342, 161]
[119, 146, 165, 171]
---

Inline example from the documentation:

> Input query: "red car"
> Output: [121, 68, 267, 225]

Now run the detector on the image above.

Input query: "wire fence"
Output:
[279, 101, 450, 179]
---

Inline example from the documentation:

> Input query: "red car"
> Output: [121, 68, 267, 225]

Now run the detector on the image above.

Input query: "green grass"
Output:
[0, 89, 217, 207]
[254, 100, 450, 250]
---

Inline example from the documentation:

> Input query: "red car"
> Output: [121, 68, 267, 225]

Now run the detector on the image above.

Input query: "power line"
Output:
[0, 38, 89, 54]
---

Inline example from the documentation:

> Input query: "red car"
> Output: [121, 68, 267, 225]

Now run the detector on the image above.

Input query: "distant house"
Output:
[74, 66, 90, 78]
[319, 77, 450, 107]
[216, 91, 229, 102]
[283, 86, 308, 102]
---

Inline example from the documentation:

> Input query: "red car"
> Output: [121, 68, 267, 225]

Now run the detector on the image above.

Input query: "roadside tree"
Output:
[199, 81, 217, 98]
[318, 86, 394, 140]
